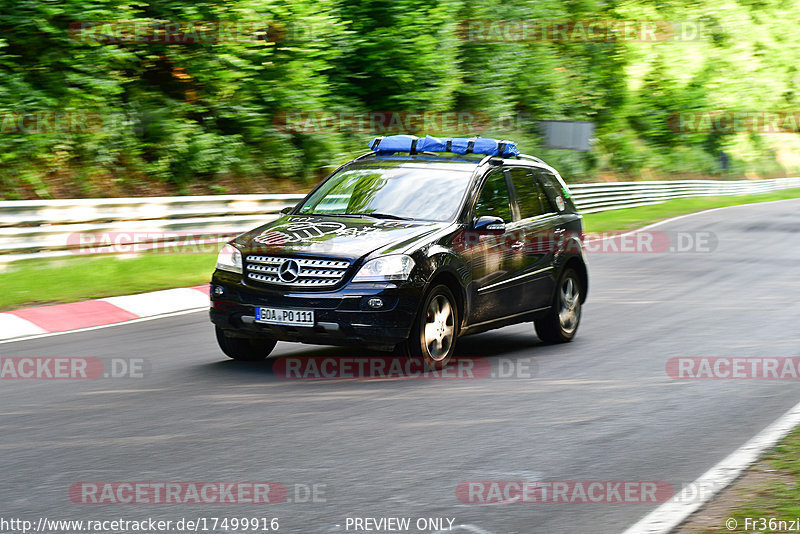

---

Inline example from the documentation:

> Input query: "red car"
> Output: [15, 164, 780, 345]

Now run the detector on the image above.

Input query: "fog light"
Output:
[367, 298, 384, 309]
[213, 285, 225, 296]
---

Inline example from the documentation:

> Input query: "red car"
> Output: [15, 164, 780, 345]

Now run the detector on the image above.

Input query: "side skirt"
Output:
[459, 306, 551, 337]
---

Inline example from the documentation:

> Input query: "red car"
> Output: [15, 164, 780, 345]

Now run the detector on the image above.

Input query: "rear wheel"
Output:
[400, 284, 459, 369]
[215, 327, 277, 361]
[535, 268, 583, 343]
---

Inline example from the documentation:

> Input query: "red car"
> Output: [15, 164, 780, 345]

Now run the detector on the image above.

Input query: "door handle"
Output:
[553, 228, 567, 253]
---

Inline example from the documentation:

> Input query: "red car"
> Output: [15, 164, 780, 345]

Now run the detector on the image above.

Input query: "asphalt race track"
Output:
[3, 199, 800, 534]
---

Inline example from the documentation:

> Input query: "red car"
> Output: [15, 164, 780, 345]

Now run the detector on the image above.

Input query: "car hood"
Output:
[234, 215, 451, 261]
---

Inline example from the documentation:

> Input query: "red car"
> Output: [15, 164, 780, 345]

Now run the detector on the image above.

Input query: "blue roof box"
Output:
[369, 135, 520, 158]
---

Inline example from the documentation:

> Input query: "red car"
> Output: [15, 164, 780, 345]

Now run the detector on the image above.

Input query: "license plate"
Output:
[255, 307, 315, 327]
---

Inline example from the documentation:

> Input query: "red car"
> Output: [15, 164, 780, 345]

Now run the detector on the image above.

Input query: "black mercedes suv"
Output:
[210, 138, 588, 368]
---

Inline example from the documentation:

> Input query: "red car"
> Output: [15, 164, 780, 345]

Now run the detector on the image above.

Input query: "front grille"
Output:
[245, 255, 351, 288]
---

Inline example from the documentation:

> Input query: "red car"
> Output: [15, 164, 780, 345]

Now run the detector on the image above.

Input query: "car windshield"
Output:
[296, 165, 474, 222]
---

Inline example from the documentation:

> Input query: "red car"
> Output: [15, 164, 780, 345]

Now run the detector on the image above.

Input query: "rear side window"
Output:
[475, 171, 513, 222]
[508, 168, 550, 219]
[536, 170, 572, 212]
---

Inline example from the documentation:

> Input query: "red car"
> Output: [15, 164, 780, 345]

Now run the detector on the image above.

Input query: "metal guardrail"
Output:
[569, 177, 800, 213]
[0, 195, 306, 261]
[1, 178, 799, 262]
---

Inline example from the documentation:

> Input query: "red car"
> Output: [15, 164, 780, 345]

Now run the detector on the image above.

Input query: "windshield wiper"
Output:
[348, 212, 413, 220]
[304, 212, 414, 220]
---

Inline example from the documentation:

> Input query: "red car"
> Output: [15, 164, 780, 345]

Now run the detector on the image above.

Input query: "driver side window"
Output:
[475, 171, 512, 222]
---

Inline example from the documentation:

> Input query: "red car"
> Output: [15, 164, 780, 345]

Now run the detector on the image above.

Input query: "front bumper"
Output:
[209, 271, 423, 349]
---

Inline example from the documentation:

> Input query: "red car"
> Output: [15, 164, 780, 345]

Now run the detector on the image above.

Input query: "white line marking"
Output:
[586, 196, 800, 246]
[622, 196, 800, 234]
[102, 287, 209, 316]
[0, 312, 47, 339]
[622, 399, 800, 534]
[433, 525, 496, 534]
[0, 307, 208, 344]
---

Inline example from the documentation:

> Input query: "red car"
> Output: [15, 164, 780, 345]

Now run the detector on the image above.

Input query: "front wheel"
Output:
[215, 327, 277, 361]
[535, 268, 583, 343]
[400, 284, 459, 369]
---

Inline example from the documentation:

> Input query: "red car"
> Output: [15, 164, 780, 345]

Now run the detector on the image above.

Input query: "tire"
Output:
[215, 327, 277, 361]
[401, 284, 459, 369]
[535, 268, 583, 344]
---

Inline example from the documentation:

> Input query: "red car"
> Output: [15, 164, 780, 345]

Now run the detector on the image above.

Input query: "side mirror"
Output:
[471, 215, 506, 234]
[280, 206, 293, 215]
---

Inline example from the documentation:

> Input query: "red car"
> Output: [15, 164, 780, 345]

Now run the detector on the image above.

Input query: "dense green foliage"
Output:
[1, 0, 799, 198]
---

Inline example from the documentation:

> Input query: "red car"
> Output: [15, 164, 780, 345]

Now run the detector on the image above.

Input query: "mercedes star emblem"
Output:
[278, 259, 300, 282]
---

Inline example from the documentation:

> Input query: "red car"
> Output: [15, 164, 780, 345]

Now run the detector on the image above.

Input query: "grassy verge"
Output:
[0, 251, 218, 311]
[2, 187, 800, 311]
[677, 426, 800, 533]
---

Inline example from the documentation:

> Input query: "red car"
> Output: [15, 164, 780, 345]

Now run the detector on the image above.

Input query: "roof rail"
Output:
[517, 153, 546, 165]
[353, 151, 377, 161]
[477, 155, 494, 166]
[366, 150, 499, 165]
[366, 150, 467, 158]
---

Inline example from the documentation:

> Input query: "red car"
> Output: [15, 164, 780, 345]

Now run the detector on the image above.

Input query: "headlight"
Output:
[352, 254, 415, 282]
[216, 244, 242, 274]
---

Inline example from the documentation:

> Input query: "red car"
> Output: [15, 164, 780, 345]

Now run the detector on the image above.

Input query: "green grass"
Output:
[0, 251, 218, 311]
[583, 187, 800, 232]
[696, 426, 800, 533]
[2, 187, 800, 311]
